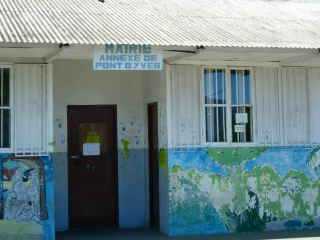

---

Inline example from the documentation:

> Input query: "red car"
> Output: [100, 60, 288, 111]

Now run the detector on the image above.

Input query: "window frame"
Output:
[201, 66, 256, 146]
[0, 64, 13, 153]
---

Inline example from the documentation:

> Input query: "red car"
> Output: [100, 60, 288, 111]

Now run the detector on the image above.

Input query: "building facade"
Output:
[0, 0, 320, 240]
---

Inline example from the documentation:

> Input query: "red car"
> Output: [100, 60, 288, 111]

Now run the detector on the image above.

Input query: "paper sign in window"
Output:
[235, 113, 248, 124]
[83, 143, 100, 156]
[234, 124, 246, 133]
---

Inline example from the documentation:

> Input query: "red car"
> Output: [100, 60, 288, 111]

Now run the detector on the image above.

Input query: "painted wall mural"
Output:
[168, 146, 320, 236]
[0, 155, 54, 240]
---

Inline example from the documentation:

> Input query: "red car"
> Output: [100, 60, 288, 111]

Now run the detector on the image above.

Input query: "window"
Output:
[0, 67, 11, 149]
[203, 68, 253, 144]
[204, 69, 227, 142]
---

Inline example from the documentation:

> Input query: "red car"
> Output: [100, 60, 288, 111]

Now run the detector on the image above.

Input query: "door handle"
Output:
[70, 155, 80, 159]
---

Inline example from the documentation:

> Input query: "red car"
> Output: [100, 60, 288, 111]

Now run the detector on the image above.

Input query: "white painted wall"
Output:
[308, 68, 320, 144]
[169, 65, 201, 147]
[280, 67, 308, 144]
[255, 67, 309, 145]
[255, 67, 282, 144]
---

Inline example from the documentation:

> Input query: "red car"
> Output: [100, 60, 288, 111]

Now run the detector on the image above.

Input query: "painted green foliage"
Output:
[169, 147, 320, 234]
[207, 147, 267, 166]
[121, 139, 130, 160]
[159, 148, 168, 169]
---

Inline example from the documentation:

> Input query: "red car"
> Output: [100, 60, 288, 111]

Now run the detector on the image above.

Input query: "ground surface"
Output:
[57, 229, 320, 240]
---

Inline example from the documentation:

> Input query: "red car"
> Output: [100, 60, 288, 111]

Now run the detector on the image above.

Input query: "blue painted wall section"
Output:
[0, 154, 55, 240]
[168, 146, 320, 236]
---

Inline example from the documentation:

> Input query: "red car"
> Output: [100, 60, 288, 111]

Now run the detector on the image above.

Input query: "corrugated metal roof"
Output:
[0, 0, 320, 48]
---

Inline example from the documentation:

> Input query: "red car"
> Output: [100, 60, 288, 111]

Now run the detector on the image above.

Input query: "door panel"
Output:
[148, 103, 160, 229]
[68, 105, 118, 228]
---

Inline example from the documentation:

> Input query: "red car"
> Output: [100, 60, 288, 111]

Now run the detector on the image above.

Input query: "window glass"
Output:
[204, 69, 226, 104]
[2, 68, 10, 107]
[205, 106, 227, 142]
[0, 68, 10, 148]
[1, 109, 10, 148]
[231, 69, 251, 105]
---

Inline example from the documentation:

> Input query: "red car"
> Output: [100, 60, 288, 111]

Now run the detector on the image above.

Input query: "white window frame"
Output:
[0, 64, 13, 153]
[201, 66, 256, 147]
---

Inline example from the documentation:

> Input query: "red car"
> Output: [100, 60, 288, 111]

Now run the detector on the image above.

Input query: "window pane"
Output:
[0, 109, 10, 148]
[204, 69, 226, 104]
[1, 68, 10, 107]
[205, 106, 227, 142]
[232, 106, 252, 143]
[231, 69, 251, 105]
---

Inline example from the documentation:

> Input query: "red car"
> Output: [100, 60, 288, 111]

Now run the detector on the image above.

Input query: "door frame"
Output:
[147, 102, 160, 229]
[67, 104, 119, 228]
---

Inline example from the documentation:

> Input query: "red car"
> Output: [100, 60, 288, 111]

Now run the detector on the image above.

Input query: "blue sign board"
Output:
[93, 44, 163, 71]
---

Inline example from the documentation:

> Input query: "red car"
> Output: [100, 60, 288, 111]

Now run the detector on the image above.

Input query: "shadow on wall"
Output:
[169, 146, 320, 236]
[0, 156, 54, 240]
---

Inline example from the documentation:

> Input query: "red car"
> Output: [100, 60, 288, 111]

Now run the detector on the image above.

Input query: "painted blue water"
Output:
[169, 146, 318, 180]
[244, 147, 316, 179]
[168, 148, 228, 176]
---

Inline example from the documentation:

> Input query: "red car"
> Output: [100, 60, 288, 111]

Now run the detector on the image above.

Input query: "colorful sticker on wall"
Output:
[119, 121, 143, 147]
[119, 120, 144, 160]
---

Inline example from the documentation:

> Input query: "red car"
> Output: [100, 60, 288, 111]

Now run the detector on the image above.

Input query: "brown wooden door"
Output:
[68, 105, 118, 228]
[148, 103, 160, 229]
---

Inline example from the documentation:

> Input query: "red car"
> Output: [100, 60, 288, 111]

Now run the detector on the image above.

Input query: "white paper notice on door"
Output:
[83, 143, 100, 156]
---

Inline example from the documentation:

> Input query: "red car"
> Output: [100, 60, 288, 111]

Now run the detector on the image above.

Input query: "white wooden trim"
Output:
[47, 63, 54, 152]
[166, 63, 173, 148]
[306, 68, 311, 144]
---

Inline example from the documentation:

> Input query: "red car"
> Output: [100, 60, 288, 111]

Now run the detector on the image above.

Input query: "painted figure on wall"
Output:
[2, 159, 45, 222]
[0, 157, 53, 240]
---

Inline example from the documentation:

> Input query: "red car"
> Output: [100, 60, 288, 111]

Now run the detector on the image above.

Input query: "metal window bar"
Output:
[236, 70, 240, 142]
[209, 69, 213, 142]
[222, 71, 226, 141]
[215, 70, 219, 142]
[243, 71, 246, 142]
